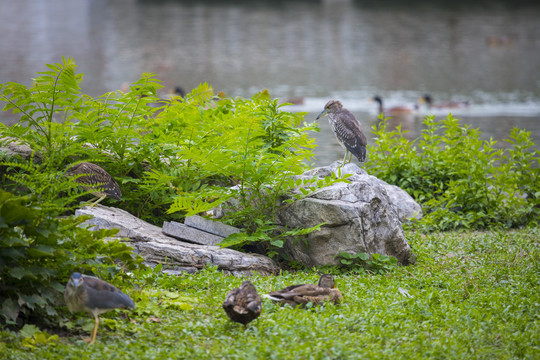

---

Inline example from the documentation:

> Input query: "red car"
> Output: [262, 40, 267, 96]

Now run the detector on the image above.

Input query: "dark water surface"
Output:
[1, 0, 539, 165]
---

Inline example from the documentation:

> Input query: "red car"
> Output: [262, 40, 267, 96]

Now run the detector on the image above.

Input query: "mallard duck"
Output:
[222, 281, 262, 328]
[266, 274, 343, 307]
[64, 273, 135, 345]
[372, 95, 418, 116]
[65, 162, 121, 207]
[419, 94, 471, 109]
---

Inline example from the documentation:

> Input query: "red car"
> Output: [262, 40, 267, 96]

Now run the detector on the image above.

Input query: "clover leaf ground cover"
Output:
[1, 228, 538, 359]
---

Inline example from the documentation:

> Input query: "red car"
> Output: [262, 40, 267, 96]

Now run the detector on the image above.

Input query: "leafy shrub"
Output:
[0, 188, 142, 327]
[215, 169, 350, 256]
[366, 115, 539, 231]
[0, 57, 330, 276]
[0, 58, 320, 230]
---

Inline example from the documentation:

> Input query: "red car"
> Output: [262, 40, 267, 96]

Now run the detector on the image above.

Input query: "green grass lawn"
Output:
[2, 228, 538, 359]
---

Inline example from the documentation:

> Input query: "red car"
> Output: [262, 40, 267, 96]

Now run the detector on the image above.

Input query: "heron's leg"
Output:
[342, 150, 349, 165]
[89, 195, 106, 208]
[86, 315, 99, 345]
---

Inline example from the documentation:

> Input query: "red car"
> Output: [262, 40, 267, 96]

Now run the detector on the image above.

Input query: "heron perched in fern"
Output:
[65, 162, 121, 207]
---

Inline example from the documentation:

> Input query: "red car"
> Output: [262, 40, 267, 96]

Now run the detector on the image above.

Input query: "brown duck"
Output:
[222, 281, 262, 328]
[266, 274, 343, 307]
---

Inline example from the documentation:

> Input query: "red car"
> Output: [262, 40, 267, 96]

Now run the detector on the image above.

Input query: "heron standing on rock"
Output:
[316, 100, 367, 164]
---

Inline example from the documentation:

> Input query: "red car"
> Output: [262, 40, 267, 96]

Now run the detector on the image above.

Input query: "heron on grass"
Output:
[65, 162, 121, 207]
[64, 273, 135, 345]
[316, 100, 367, 164]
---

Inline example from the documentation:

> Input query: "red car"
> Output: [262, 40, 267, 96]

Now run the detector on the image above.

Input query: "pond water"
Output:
[1, 0, 539, 165]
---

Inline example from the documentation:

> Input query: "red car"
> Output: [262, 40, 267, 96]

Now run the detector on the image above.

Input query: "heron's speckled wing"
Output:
[67, 162, 122, 200]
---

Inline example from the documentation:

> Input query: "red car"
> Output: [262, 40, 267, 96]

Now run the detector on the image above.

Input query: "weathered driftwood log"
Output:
[75, 206, 278, 276]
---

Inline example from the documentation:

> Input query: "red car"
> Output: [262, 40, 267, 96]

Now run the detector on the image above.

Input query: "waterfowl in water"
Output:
[266, 274, 343, 307]
[280, 96, 304, 105]
[372, 95, 418, 116]
[222, 281, 262, 328]
[419, 94, 471, 109]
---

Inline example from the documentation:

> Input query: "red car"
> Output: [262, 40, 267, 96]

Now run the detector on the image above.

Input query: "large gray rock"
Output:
[381, 183, 422, 222]
[291, 162, 422, 223]
[0, 137, 42, 162]
[76, 205, 278, 276]
[275, 162, 417, 266]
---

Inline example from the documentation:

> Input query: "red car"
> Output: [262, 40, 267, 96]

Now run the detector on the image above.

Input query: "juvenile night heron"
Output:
[222, 281, 262, 329]
[419, 94, 471, 109]
[316, 100, 367, 164]
[64, 273, 135, 345]
[372, 95, 418, 116]
[65, 162, 121, 207]
[266, 274, 343, 307]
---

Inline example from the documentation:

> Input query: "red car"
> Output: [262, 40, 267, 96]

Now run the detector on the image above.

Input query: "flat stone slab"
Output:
[185, 215, 241, 237]
[75, 205, 278, 276]
[162, 221, 224, 246]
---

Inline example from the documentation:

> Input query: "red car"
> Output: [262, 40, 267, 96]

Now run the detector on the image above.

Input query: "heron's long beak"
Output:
[71, 278, 80, 289]
[315, 109, 327, 120]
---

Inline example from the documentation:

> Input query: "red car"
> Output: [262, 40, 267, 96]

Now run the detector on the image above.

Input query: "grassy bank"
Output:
[1, 227, 538, 359]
